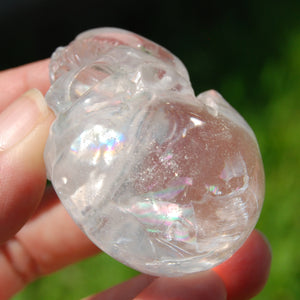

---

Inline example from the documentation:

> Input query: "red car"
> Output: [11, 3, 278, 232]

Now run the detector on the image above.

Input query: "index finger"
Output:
[0, 59, 50, 112]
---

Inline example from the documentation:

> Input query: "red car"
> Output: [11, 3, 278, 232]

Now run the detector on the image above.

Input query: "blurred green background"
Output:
[0, 0, 299, 299]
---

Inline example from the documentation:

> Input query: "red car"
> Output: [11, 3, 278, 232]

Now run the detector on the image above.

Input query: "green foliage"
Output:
[254, 29, 300, 300]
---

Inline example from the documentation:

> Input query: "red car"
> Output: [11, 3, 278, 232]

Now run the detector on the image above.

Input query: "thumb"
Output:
[0, 89, 55, 243]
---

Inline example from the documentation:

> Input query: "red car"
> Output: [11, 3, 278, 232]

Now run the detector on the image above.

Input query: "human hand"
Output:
[0, 60, 271, 300]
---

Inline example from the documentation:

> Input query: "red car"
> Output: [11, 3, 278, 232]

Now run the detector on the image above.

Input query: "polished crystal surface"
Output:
[44, 28, 265, 277]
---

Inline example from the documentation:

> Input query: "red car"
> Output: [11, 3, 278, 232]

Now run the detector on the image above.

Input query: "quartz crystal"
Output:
[44, 28, 265, 277]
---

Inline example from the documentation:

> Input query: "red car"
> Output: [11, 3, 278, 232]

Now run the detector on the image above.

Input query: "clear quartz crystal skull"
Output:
[44, 28, 264, 277]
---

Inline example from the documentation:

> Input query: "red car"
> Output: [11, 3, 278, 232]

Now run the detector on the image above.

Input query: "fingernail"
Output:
[0, 89, 49, 151]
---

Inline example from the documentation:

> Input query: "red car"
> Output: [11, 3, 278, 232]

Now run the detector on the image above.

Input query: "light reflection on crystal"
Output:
[70, 125, 124, 165]
[144, 177, 192, 200]
[159, 152, 173, 163]
[215, 196, 249, 225]
[205, 184, 222, 195]
[219, 154, 247, 182]
[124, 200, 196, 243]
[190, 116, 205, 127]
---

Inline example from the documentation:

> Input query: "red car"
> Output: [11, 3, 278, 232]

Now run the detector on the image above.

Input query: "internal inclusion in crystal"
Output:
[44, 27, 264, 277]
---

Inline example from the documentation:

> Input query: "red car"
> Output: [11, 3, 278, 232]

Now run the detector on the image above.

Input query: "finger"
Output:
[84, 274, 155, 300]
[83, 272, 226, 300]
[134, 271, 226, 300]
[0, 59, 50, 112]
[0, 89, 55, 243]
[0, 186, 99, 299]
[214, 230, 272, 300]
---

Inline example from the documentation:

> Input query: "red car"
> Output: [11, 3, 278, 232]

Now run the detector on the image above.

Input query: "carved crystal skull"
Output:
[44, 28, 264, 277]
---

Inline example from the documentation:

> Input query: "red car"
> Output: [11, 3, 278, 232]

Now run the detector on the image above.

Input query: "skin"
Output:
[0, 60, 271, 300]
